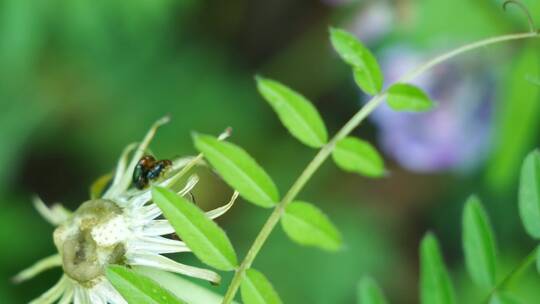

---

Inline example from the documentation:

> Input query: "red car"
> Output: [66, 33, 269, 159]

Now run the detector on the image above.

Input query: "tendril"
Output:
[503, 0, 537, 33]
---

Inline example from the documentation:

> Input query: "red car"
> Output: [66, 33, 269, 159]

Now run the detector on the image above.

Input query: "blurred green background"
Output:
[1, 0, 540, 303]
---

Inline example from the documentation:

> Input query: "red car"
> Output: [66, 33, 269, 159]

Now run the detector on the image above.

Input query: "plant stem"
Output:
[221, 31, 539, 304]
[483, 247, 538, 303]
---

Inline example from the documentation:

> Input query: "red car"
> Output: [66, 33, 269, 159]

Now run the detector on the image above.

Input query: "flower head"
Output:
[15, 117, 237, 303]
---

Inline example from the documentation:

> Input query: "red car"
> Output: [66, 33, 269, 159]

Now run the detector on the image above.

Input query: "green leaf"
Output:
[525, 74, 540, 86]
[152, 187, 238, 271]
[240, 269, 283, 304]
[256, 76, 328, 148]
[193, 134, 279, 208]
[489, 292, 521, 304]
[281, 201, 342, 251]
[487, 46, 540, 190]
[420, 233, 456, 304]
[332, 136, 385, 178]
[537, 245, 540, 275]
[352, 66, 383, 96]
[387, 83, 434, 112]
[136, 266, 239, 304]
[106, 265, 185, 304]
[329, 27, 383, 95]
[358, 276, 387, 304]
[518, 150, 540, 239]
[462, 195, 497, 288]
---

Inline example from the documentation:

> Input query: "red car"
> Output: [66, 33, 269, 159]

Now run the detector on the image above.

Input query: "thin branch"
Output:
[221, 30, 540, 304]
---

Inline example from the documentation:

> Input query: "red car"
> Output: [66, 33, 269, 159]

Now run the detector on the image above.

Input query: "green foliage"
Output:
[281, 201, 342, 251]
[332, 136, 385, 178]
[256, 76, 328, 148]
[518, 150, 540, 239]
[329, 27, 383, 95]
[240, 269, 283, 304]
[537, 245, 540, 275]
[137, 267, 237, 304]
[420, 233, 456, 304]
[8, 2, 540, 303]
[152, 187, 238, 271]
[357, 277, 387, 304]
[462, 195, 497, 289]
[488, 46, 540, 190]
[412, 0, 501, 44]
[106, 265, 185, 304]
[363, 183, 538, 303]
[193, 134, 279, 208]
[387, 83, 434, 112]
[352, 67, 383, 96]
[489, 292, 521, 304]
[0, 100, 48, 194]
[526, 75, 540, 86]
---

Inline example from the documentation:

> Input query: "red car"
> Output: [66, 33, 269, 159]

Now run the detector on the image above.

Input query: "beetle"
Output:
[146, 159, 172, 180]
[132, 155, 172, 189]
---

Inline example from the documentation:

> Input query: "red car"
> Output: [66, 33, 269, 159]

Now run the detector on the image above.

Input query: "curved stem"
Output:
[483, 247, 538, 303]
[503, 0, 537, 33]
[221, 31, 539, 304]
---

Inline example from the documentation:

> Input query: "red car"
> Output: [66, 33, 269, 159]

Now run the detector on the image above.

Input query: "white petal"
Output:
[129, 157, 204, 205]
[51, 204, 72, 221]
[58, 287, 74, 304]
[73, 287, 82, 304]
[73, 286, 91, 304]
[108, 116, 170, 197]
[88, 292, 106, 304]
[29, 275, 68, 304]
[103, 143, 137, 199]
[33, 196, 70, 226]
[128, 253, 221, 284]
[128, 236, 189, 254]
[138, 204, 163, 221]
[126, 189, 152, 209]
[217, 127, 232, 140]
[141, 220, 175, 236]
[72, 290, 80, 304]
[158, 155, 204, 193]
[206, 191, 239, 220]
[162, 170, 199, 195]
[177, 174, 199, 197]
[157, 128, 229, 194]
[13, 254, 62, 283]
[131, 175, 200, 224]
[127, 171, 199, 211]
[97, 281, 127, 304]
[171, 156, 201, 172]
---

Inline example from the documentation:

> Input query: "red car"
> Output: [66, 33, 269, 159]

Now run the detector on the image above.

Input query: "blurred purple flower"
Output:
[325, 1, 393, 44]
[348, 1, 393, 44]
[368, 46, 494, 173]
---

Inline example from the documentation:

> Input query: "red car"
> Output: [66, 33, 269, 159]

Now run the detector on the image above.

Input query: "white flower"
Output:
[14, 117, 237, 304]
